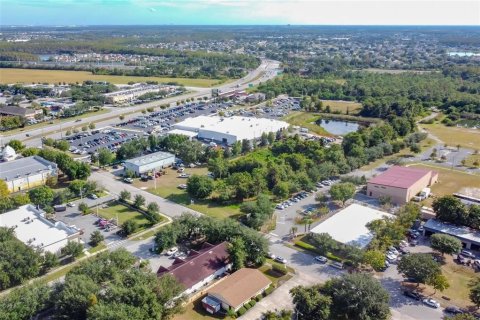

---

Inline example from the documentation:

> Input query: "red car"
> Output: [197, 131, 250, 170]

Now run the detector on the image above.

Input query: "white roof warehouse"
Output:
[0, 205, 81, 254]
[123, 151, 175, 176]
[0, 156, 58, 192]
[172, 116, 289, 145]
[309, 203, 394, 249]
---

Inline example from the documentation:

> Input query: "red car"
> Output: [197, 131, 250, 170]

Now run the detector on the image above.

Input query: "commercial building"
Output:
[309, 203, 394, 249]
[0, 156, 58, 192]
[123, 151, 175, 176]
[104, 85, 175, 104]
[0, 205, 81, 254]
[0, 105, 41, 119]
[367, 166, 438, 205]
[172, 116, 289, 145]
[202, 268, 272, 314]
[423, 219, 480, 250]
[157, 242, 231, 296]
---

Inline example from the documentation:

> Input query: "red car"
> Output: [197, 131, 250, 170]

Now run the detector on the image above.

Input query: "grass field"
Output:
[464, 153, 480, 168]
[97, 201, 150, 227]
[135, 167, 242, 219]
[359, 138, 436, 171]
[321, 100, 362, 115]
[0, 68, 223, 87]
[409, 163, 480, 205]
[420, 123, 480, 149]
[282, 111, 331, 136]
[404, 256, 475, 309]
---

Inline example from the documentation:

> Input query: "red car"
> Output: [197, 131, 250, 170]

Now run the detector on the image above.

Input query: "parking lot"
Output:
[66, 128, 139, 155]
[53, 195, 121, 246]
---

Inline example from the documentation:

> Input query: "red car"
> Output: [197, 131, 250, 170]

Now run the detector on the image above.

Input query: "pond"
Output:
[316, 119, 360, 135]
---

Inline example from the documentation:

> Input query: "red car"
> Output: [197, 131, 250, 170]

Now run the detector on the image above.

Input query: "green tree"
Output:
[98, 148, 115, 167]
[121, 219, 138, 236]
[273, 181, 290, 199]
[29, 185, 54, 208]
[89, 230, 104, 247]
[7, 139, 25, 151]
[397, 253, 441, 286]
[186, 175, 215, 199]
[154, 224, 178, 253]
[241, 139, 252, 153]
[0, 180, 9, 198]
[133, 194, 145, 208]
[321, 273, 390, 320]
[147, 202, 159, 215]
[228, 237, 247, 271]
[363, 250, 386, 271]
[329, 182, 356, 206]
[469, 278, 480, 308]
[62, 241, 84, 260]
[0, 282, 53, 320]
[308, 233, 338, 255]
[207, 157, 229, 179]
[119, 190, 131, 202]
[43, 251, 60, 271]
[427, 273, 449, 294]
[89, 123, 95, 130]
[79, 202, 89, 215]
[290, 285, 331, 320]
[54, 140, 70, 151]
[432, 195, 468, 224]
[430, 233, 462, 256]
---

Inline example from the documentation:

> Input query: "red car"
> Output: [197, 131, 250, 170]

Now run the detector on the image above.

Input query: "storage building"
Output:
[123, 151, 175, 176]
[0, 156, 58, 192]
[367, 166, 438, 205]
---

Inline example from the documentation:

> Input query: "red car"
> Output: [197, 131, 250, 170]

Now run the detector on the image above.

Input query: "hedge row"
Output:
[295, 240, 343, 263]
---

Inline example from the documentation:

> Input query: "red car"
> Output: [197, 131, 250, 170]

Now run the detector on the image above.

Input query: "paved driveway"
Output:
[89, 170, 201, 218]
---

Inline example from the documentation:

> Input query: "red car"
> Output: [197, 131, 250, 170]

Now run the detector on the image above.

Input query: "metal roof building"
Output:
[0, 156, 58, 192]
[310, 203, 394, 249]
[367, 166, 438, 205]
[424, 219, 480, 250]
[173, 116, 289, 145]
[123, 151, 175, 176]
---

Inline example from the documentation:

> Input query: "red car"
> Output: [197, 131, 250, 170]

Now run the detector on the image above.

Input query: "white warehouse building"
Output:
[172, 116, 289, 145]
[0, 205, 81, 254]
[123, 151, 175, 176]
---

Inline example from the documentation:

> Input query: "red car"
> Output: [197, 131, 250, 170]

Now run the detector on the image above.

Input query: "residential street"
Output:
[239, 236, 444, 320]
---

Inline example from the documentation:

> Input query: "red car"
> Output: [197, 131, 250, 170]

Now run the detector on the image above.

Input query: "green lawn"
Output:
[420, 123, 480, 149]
[282, 111, 331, 136]
[88, 243, 107, 254]
[134, 167, 242, 219]
[97, 201, 150, 227]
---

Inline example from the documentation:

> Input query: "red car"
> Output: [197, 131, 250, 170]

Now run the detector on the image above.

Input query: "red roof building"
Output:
[157, 242, 231, 295]
[367, 166, 438, 205]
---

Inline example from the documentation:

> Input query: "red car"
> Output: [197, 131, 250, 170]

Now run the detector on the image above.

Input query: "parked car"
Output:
[403, 290, 422, 301]
[330, 262, 344, 269]
[66, 202, 75, 207]
[88, 194, 98, 200]
[274, 256, 287, 264]
[177, 184, 187, 190]
[123, 177, 133, 183]
[444, 306, 465, 314]
[422, 298, 440, 308]
[315, 256, 328, 263]
[166, 247, 178, 256]
[267, 252, 276, 259]
[461, 250, 476, 259]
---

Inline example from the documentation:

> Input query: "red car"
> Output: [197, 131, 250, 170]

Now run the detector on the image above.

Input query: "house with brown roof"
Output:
[157, 241, 231, 296]
[367, 166, 438, 205]
[202, 268, 272, 314]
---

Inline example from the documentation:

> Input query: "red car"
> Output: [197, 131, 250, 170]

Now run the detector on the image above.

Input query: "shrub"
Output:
[295, 240, 317, 252]
[272, 262, 288, 275]
[237, 306, 247, 316]
[264, 285, 274, 296]
[256, 294, 262, 302]
[326, 252, 343, 263]
[245, 303, 251, 310]
[250, 299, 256, 307]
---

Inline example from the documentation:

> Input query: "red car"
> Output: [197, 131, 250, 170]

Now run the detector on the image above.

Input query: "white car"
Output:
[422, 298, 440, 308]
[166, 247, 179, 256]
[315, 256, 328, 263]
[386, 253, 397, 261]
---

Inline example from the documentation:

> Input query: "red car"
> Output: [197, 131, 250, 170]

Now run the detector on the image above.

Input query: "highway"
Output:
[1, 59, 280, 147]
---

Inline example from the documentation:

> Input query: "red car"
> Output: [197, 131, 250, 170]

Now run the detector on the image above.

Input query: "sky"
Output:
[0, 0, 479, 26]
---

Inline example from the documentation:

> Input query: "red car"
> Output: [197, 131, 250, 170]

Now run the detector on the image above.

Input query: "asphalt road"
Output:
[2, 59, 281, 147]
[266, 236, 444, 320]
